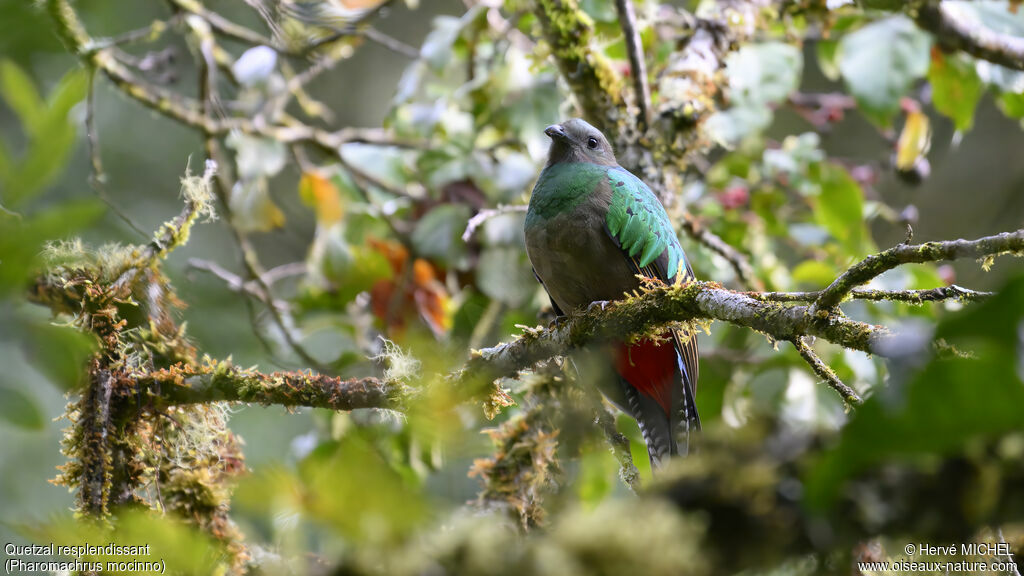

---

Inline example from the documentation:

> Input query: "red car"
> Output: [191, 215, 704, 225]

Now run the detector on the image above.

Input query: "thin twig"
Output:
[363, 27, 419, 58]
[595, 407, 641, 493]
[680, 213, 761, 291]
[462, 204, 529, 242]
[84, 69, 149, 238]
[613, 0, 651, 130]
[791, 337, 862, 406]
[188, 15, 331, 373]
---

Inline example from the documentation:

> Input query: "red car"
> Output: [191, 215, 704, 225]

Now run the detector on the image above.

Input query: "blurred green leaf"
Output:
[24, 323, 97, 391]
[228, 180, 285, 233]
[0, 65, 86, 206]
[792, 260, 836, 287]
[411, 204, 470, 266]
[929, 52, 983, 132]
[0, 199, 105, 293]
[728, 42, 803, 106]
[226, 133, 286, 180]
[816, 39, 840, 81]
[476, 246, 535, 307]
[838, 16, 931, 126]
[27, 509, 227, 575]
[0, 386, 45, 430]
[813, 163, 866, 255]
[0, 59, 44, 136]
[707, 42, 802, 147]
[804, 274, 1024, 509]
[262, 434, 430, 543]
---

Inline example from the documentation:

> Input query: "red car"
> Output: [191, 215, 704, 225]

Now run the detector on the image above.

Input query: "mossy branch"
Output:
[532, 0, 623, 134]
[136, 362, 404, 412]
[45, 0, 420, 156]
[456, 229, 1023, 406]
[811, 230, 1024, 314]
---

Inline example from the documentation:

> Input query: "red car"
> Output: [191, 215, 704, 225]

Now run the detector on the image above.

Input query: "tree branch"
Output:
[136, 363, 402, 411]
[791, 337, 862, 406]
[750, 285, 994, 304]
[811, 230, 1024, 313]
[681, 212, 761, 291]
[614, 0, 651, 130]
[532, 0, 622, 134]
[46, 0, 422, 158]
[457, 229, 1024, 401]
[915, 1, 1024, 71]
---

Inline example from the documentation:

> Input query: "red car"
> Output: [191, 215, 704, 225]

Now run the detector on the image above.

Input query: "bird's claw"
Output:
[547, 315, 569, 330]
[587, 300, 611, 312]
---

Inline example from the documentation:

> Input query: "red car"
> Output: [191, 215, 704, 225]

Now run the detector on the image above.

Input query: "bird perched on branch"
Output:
[525, 118, 700, 470]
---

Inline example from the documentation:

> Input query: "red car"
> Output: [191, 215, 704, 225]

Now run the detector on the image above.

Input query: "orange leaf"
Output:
[299, 172, 344, 224]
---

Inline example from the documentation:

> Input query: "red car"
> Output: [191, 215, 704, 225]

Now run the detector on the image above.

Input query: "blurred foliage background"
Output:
[2, 0, 1024, 574]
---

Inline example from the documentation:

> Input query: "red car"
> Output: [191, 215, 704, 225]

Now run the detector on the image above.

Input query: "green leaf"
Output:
[838, 16, 931, 127]
[0, 59, 44, 136]
[0, 199, 104, 293]
[411, 204, 471, 266]
[813, 163, 866, 255]
[816, 39, 840, 81]
[928, 52, 983, 131]
[0, 386, 45, 430]
[420, 8, 486, 73]
[226, 133, 287, 180]
[476, 246, 535, 307]
[228, 179, 285, 233]
[728, 42, 803, 106]
[804, 276, 1024, 509]
[791, 260, 836, 288]
[25, 323, 97, 391]
[1, 66, 86, 206]
[706, 42, 802, 147]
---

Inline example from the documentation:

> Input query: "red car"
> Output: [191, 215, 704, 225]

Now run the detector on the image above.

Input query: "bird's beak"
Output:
[544, 124, 568, 141]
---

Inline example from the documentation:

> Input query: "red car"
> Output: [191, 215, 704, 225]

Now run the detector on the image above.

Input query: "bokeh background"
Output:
[2, 0, 1023, 563]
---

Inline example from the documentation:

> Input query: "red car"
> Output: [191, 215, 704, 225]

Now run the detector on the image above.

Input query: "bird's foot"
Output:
[547, 315, 569, 330]
[587, 300, 611, 312]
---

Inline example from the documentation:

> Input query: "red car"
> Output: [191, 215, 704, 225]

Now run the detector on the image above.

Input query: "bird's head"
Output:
[543, 118, 617, 167]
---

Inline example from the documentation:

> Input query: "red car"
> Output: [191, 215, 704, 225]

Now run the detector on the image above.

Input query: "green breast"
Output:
[525, 162, 608, 228]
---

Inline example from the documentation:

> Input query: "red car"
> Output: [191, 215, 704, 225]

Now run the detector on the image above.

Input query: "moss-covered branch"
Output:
[811, 230, 1024, 313]
[137, 362, 404, 411]
[792, 337, 862, 406]
[532, 0, 623, 134]
[750, 285, 994, 304]
[456, 229, 1023, 404]
[45, 0, 418, 156]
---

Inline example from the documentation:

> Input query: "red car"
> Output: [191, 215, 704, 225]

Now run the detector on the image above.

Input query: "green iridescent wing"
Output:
[605, 167, 688, 280]
[604, 166, 700, 393]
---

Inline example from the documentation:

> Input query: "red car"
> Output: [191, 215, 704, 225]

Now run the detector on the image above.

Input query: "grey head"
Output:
[544, 118, 617, 167]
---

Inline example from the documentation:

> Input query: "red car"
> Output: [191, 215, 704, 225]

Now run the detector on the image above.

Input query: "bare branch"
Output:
[791, 337, 862, 406]
[915, 1, 1024, 71]
[463, 205, 529, 242]
[614, 0, 652, 130]
[680, 213, 761, 291]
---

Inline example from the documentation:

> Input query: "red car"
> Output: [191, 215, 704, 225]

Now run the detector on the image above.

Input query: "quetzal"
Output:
[524, 118, 700, 469]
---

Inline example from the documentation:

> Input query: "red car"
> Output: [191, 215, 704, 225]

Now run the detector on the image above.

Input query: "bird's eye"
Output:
[587, 137, 599, 149]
